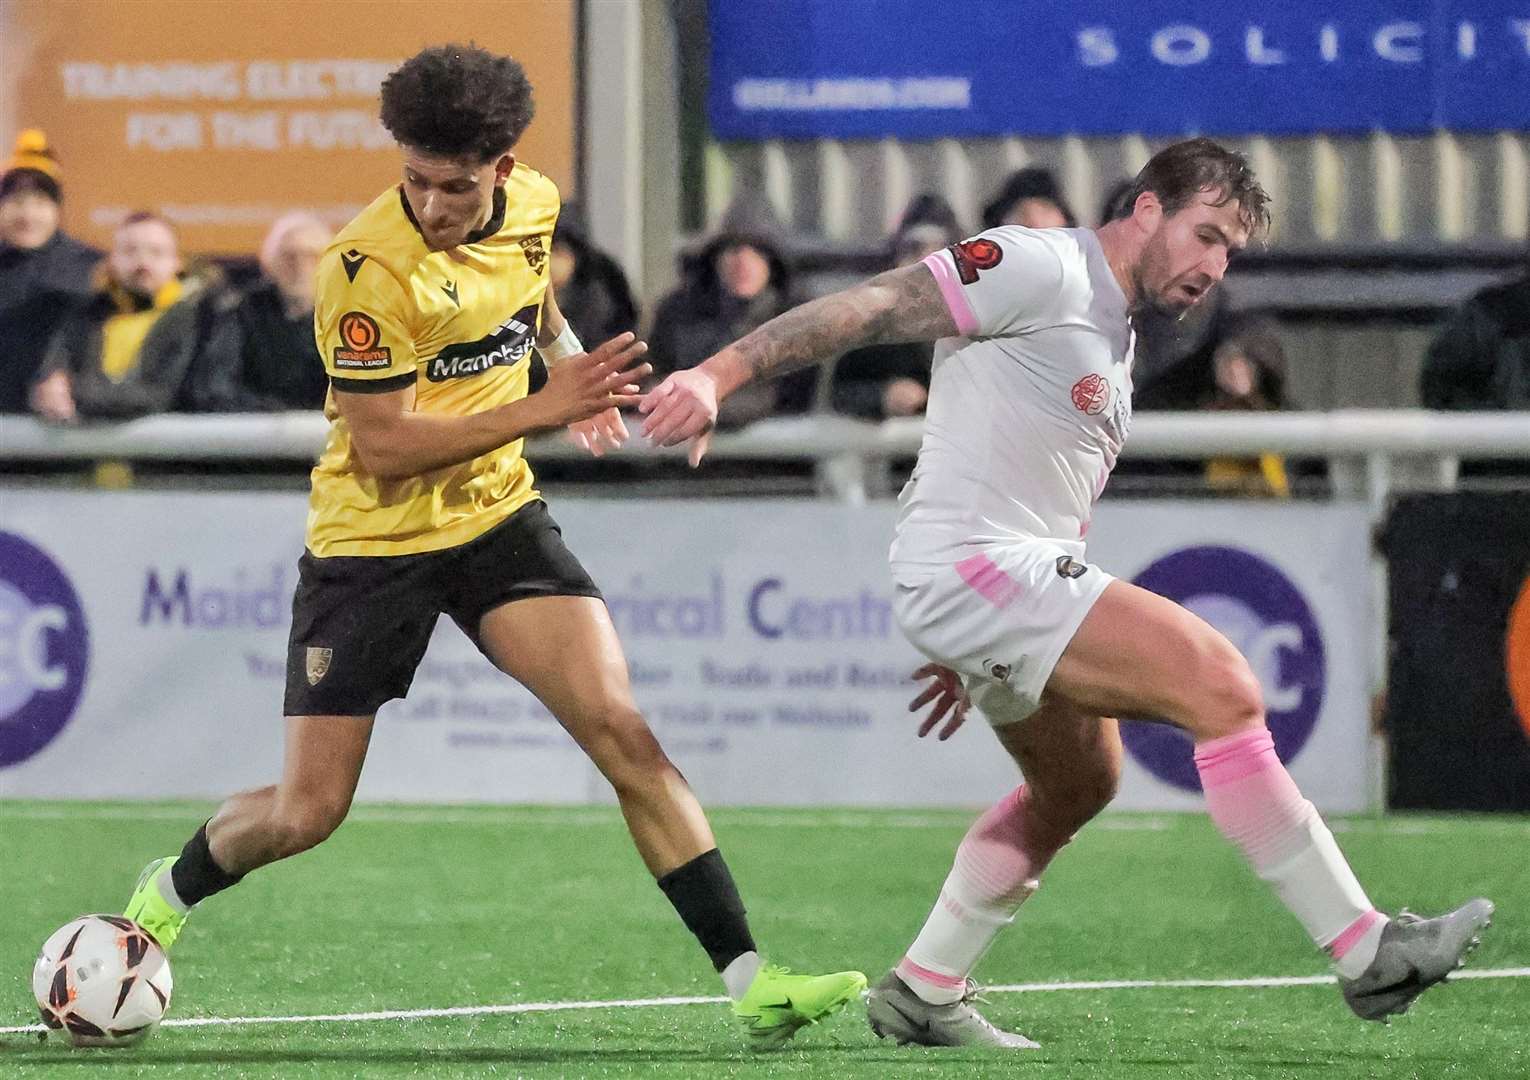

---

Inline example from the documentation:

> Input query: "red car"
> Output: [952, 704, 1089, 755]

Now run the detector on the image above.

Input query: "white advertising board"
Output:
[0, 492, 1374, 811]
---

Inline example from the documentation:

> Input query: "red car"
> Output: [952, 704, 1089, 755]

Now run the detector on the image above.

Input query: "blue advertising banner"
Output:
[708, 1, 1530, 139]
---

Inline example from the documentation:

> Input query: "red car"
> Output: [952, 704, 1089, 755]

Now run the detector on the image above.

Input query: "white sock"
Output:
[896, 786, 1063, 1005]
[898, 874, 1029, 1004]
[1331, 912, 1388, 980]
[721, 950, 762, 1002]
[156, 866, 191, 914]
[1195, 729, 1386, 978]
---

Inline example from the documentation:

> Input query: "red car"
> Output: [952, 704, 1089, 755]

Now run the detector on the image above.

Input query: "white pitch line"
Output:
[4, 968, 1527, 1038]
[988, 968, 1530, 993]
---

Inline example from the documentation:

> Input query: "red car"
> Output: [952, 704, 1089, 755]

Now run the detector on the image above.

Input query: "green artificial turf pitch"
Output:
[2, 802, 1526, 1078]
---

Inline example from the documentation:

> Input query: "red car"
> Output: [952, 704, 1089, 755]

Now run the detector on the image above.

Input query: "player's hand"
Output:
[567, 407, 629, 457]
[30, 370, 77, 424]
[531, 332, 651, 430]
[909, 662, 971, 741]
[881, 377, 928, 418]
[639, 368, 718, 468]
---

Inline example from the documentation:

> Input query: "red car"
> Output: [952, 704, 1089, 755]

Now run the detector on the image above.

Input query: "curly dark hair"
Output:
[1112, 137, 1271, 237]
[379, 44, 535, 161]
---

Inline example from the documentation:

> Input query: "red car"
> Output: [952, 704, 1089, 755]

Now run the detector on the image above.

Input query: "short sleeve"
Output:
[314, 252, 418, 393]
[921, 226, 1066, 338]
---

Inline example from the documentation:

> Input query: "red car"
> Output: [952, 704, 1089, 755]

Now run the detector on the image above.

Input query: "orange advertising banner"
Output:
[1510, 577, 1530, 740]
[8, 0, 576, 254]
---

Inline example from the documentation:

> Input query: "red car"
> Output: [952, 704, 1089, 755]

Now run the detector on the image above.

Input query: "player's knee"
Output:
[270, 795, 350, 857]
[1077, 756, 1121, 817]
[589, 707, 673, 794]
[1034, 759, 1118, 833]
[1190, 646, 1265, 739]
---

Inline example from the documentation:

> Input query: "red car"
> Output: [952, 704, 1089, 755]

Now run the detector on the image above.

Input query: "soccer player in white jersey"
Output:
[639, 138, 1493, 1047]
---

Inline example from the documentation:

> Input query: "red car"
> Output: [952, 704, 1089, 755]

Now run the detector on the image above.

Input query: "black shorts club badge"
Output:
[1056, 556, 1089, 580]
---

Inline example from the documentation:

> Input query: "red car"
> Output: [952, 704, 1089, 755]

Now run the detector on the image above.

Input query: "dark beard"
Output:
[1127, 264, 1187, 320]
[1142, 292, 1194, 319]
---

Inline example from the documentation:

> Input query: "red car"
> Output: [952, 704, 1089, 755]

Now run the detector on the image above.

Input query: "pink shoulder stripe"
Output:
[921, 251, 979, 337]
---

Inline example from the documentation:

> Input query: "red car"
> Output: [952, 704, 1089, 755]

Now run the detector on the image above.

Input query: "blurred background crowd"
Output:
[8, 127, 1526, 497]
[3, 0, 1529, 501]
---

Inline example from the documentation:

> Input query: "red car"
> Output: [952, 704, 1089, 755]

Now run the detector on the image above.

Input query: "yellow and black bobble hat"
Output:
[0, 129, 64, 204]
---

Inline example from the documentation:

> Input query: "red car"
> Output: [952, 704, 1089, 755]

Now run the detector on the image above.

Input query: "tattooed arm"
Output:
[709, 261, 955, 397]
[638, 262, 956, 460]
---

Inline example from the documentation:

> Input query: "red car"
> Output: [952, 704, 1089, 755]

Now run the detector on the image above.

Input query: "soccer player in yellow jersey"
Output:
[122, 44, 864, 1048]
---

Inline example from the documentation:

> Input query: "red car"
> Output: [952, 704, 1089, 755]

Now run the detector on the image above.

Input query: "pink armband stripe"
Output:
[921, 252, 980, 337]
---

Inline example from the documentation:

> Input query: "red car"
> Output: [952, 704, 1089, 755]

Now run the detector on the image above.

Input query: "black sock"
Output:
[169, 822, 245, 907]
[656, 848, 758, 972]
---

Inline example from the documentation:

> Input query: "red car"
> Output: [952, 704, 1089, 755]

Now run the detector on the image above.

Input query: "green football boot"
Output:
[122, 857, 187, 951]
[732, 963, 868, 1050]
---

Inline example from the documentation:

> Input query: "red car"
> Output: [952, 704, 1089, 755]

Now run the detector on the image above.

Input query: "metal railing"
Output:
[3, 410, 1527, 507]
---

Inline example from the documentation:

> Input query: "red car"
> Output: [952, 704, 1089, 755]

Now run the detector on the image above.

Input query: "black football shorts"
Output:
[282, 499, 601, 717]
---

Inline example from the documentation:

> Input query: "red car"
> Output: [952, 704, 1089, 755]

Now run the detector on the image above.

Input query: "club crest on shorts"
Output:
[1056, 556, 1089, 579]
[305, 647, 333, 686]
[984, 658, 1013, 683]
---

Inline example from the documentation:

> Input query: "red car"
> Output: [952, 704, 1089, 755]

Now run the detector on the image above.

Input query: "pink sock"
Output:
[898, 786, 1072, 1004]
[1195, 728, 1385, 978]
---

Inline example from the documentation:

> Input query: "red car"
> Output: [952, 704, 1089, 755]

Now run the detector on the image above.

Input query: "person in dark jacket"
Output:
[550, 201, 637, 348]
[647, 196, 812, 429]
[189, 213, 332, 411]
[30, 211, 206, 422]
[981, 166, 1077, 231]
[831, 194, 963, 421]
[1199, 315, 1293, 497]
[1420, 269, 1530, 410]
[0, 129, 101, 412]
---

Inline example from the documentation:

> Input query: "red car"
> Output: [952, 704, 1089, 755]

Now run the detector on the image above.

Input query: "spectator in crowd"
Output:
[1098, 178, 1135, 226]
[981, 166, 1077, 230]
[1419, 260, 1530, 410]
[0, 129, 101, 412]
[29, 211, 206, 422]
[550, 201, 637, 347]
[1130, 295, 1294, 496]
[831, 194, 962, 420]
[646, 196, 812, 429]
[1132, 288, 1235, 410]
[1199, 318, 1293, 497]
[188, 213, 332, 411]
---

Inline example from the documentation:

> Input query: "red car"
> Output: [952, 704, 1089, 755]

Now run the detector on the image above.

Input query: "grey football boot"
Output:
[866, 971, 1040, 1049]
[1339, 898, 1494, 1021]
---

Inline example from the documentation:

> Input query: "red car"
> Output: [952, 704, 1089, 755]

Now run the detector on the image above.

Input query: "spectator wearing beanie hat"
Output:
[0, 129, 102, 412]
[981, 166, 1078, 231]
[830, 194, 964, 421]
[647, 193, 814, 429]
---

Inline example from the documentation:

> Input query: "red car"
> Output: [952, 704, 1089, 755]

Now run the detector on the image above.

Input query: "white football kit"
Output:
[890, 226, 1136, 725]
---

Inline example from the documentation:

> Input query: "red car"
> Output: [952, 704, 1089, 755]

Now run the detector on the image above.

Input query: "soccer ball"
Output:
[32, 915, 173, 1047]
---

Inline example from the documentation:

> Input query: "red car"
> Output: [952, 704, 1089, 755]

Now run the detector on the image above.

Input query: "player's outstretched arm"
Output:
[639, 261, 956, 463]
[337, 333, 650, 480]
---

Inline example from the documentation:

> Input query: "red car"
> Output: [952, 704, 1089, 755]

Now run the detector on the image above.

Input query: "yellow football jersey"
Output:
[306, 165, 558, 557]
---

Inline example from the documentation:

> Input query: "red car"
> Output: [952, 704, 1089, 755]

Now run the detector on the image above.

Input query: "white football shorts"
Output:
[892, 538, 1114, 726]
